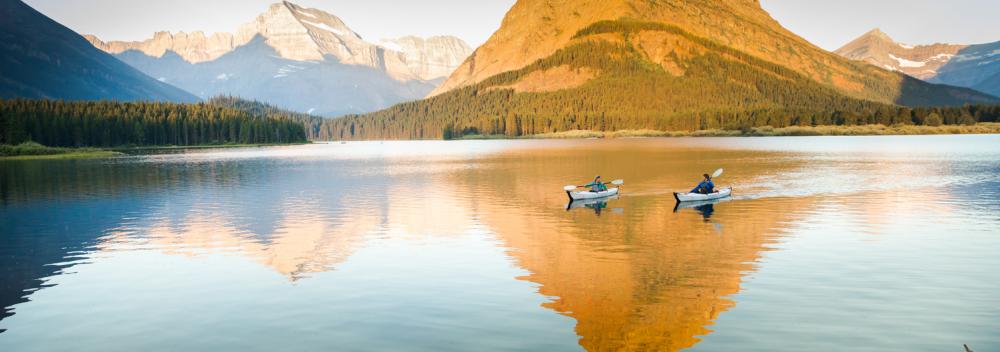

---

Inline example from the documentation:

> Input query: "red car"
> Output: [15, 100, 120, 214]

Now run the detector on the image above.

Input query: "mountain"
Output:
[326, 0, 997, 140]
[85, 1, 471, 116]
[0, 0, 197, 102]
[377, 36, 473, 82]
[835, 29, 1000, 97]
[834, 29, 964, 80]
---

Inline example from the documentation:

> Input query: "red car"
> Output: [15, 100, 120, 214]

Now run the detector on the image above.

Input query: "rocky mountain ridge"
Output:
[835, 28, 1000, 97]
[327, 0, 997, 140]
[81, 1, 472, 116]
[86, 1, 471, 82]
[834, 29, 965, 80]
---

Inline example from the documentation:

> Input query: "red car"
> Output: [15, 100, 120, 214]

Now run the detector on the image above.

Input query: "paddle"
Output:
[564, 179, 624, 191]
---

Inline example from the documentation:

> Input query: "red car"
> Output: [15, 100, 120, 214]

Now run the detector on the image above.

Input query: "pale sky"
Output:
[23, 0, 517, 46]
[759, 0, 1000, 50]
[23, 0, 1000, 49]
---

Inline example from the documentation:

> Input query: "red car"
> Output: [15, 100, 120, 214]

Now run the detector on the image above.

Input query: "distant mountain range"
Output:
[328, 0, 998, 139]
[5, 0, 999, 138]
[85, 1, 472, 116]
[835, 29, 1000, 97]
[0, 0, 197, 102]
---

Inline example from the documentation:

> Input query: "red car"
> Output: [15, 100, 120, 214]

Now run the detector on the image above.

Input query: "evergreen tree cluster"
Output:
[206, 96, 326, 140]
[1, 98, 308, 147]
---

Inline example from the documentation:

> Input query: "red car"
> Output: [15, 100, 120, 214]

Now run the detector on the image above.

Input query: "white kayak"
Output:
[567, 187, 620, 201]
[673, 187, 732, 202]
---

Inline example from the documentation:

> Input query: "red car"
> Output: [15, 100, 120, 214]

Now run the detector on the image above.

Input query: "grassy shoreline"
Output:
[455, 123, 1000, 140]
[108, 142, 312, 152]
[1, 142, 312, 161]
[0, 150, 123, 161]
[0, 142, 119, 161]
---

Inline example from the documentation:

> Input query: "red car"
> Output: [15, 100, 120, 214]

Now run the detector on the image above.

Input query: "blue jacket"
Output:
[691, 180, 714, 193]
[586, 181, 608, 192]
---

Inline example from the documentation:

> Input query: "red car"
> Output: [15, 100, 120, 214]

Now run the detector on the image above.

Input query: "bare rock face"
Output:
[835, 29, 966, 80]
[85, 31, 236, 63]
[428, 0, 806, 97]
[379, 36, 474, 81]
[86, 1, 472, 81]
[429, 0, 633, 96]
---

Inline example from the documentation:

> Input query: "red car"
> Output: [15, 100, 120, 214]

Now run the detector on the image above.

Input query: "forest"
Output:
[0, 98, 308, 147]
[207, 96, 326, 140]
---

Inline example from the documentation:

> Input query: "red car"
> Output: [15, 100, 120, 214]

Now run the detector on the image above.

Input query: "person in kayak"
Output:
[691, 174, 715, 194]
[586, 176, 608, 193]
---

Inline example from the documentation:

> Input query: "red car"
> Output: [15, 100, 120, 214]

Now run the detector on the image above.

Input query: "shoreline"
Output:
[5, 124, 998, 159]
[1, 142, 312, 161]
[108, 142, 312, 152]
[0, 150, 123, 161]
[456, 123, 1000, 140]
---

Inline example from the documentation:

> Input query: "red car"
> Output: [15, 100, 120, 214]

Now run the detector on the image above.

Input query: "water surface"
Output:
[2, 135, 998, 351]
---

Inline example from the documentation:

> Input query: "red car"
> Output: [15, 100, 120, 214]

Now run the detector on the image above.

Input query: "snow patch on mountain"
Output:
[300, 19, 346, 36]
[889, 54, 926, 68]
[931, 53, 955, 61]
[274, 64, 306, 78]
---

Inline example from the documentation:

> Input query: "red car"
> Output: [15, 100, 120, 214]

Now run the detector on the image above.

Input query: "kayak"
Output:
[567, 187, 619, 201]
[673, 187, 732, 202]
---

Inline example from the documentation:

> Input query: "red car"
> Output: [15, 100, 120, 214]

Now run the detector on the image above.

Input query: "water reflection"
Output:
[0, 159, 171, 322]
[566, 196, 623, 216]
[442, 147, 815, 350]
[0, 140, 852, 348]
[673, 198, 732, 222]
[2, 137, 999, 351]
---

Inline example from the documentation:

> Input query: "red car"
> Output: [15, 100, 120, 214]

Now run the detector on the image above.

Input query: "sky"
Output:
[23, 0, 1000, 49]
[23, 0, 517, 46]
[759, 0, 1000, 49]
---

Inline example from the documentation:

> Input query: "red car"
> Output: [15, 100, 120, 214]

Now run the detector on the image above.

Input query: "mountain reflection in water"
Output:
[2, 137, 999, 351]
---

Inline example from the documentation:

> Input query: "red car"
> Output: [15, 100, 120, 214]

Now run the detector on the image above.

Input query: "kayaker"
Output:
[587, 176, 607, 193]
[691, 174, 715, 194]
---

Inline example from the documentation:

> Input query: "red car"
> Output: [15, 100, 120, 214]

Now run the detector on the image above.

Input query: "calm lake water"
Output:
[1, 135, 999, 351]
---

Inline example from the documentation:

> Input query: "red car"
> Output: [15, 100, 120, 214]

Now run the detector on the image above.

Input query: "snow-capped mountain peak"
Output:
[86, 1, 471, 81]
[834, 28, 966, 79]
[234, 1, 365, 63]
[834, 28, 1000, 97]
[80, 1, 475, 117]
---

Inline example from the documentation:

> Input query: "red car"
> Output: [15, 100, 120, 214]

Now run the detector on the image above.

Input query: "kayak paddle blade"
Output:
[712, 168, 724, 178]
[611, 179, 624, 185]
[564, 185, 579, 191]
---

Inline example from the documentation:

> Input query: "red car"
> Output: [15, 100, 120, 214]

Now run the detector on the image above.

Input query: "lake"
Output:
[1, 135, 999, 351]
